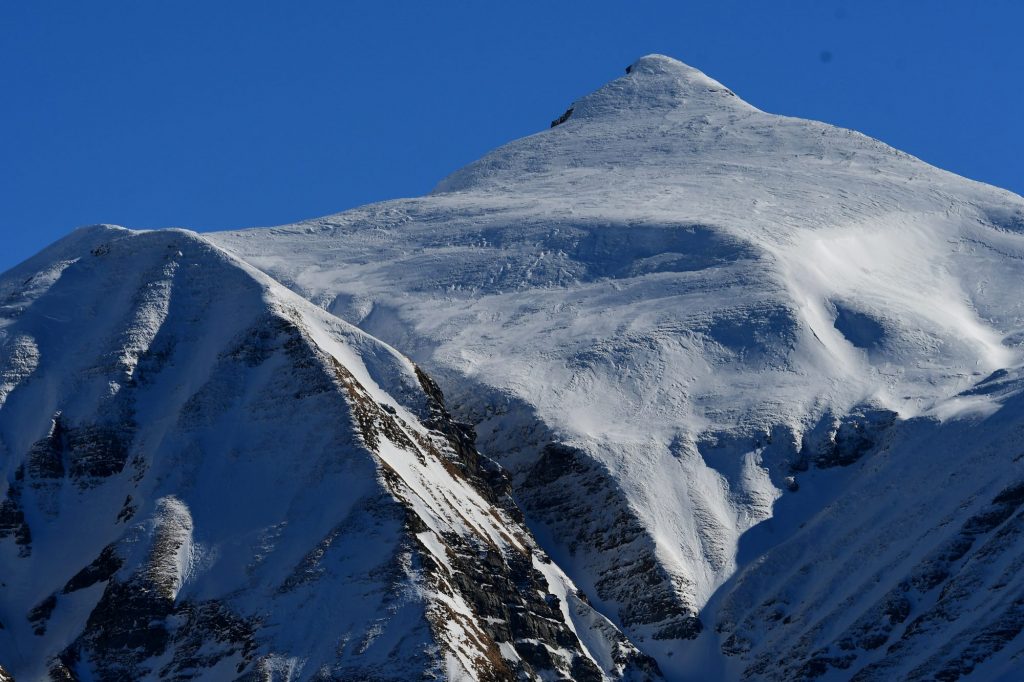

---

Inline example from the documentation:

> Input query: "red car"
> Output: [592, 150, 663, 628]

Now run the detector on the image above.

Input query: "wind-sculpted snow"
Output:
[207, 55, 1024, 679]
[710, 374, 1024, 680]
[4, 54, 1024, 680]
[0, 228, 644, 680]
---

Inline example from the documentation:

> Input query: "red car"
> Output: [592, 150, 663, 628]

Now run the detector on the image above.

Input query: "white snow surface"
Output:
[209, 53, 1024, 657]
[0, 226, 626, 680]
[4, 54, 1024, 680]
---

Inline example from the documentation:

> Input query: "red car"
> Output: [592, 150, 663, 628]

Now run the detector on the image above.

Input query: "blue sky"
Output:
[2, 1, 1022, 273]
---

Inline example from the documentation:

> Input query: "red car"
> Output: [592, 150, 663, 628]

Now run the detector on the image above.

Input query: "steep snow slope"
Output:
[701, 368, 1024, 681]
[0, 226, 652, 680]
[5, 54, 1024, 681]
[207, 55, 1024, 678]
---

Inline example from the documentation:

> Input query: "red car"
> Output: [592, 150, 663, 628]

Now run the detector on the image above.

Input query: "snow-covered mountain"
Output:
[3, 55, 1024, 680]
[0, 227, 651, 680]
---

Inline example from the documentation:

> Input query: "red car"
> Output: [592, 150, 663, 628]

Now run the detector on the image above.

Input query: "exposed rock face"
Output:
[0, 469, 31, 555]
[5, 54, 1024, 681]
[522, 444, 702, 642]
[713, 380, 1024, 680]
[793, 406, 898, 471]
[551, 107, 574, 128]
[0, 228, 641, 681]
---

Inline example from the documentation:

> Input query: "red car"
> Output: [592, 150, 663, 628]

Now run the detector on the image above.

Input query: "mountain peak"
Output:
[568, 53, 744, 124]
[434, 54, 754, 193]
[9, 42, 1024, 682]
[625, 53, 714, 81]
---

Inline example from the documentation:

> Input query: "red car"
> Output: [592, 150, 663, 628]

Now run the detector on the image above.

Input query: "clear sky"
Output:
[2, 1, 1022, 273]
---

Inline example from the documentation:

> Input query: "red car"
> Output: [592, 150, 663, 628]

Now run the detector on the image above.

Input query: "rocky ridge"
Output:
[3, 55, 1024, 680]
[0, 227, 650, 680]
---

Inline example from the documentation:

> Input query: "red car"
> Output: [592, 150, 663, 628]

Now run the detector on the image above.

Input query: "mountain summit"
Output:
[435, 54, 755, 193]
[570, 54, 744, 119]
[3, 56, 1024, 681]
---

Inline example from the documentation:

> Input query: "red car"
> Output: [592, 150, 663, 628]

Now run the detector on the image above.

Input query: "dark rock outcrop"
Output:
[523, 443, 701, 643]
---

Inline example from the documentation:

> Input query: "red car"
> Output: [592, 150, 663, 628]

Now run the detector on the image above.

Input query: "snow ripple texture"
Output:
[3, 55, 1024, 680]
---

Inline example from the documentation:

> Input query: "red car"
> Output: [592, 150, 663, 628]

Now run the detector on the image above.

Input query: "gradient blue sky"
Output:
[3, 1, 1022, 272]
